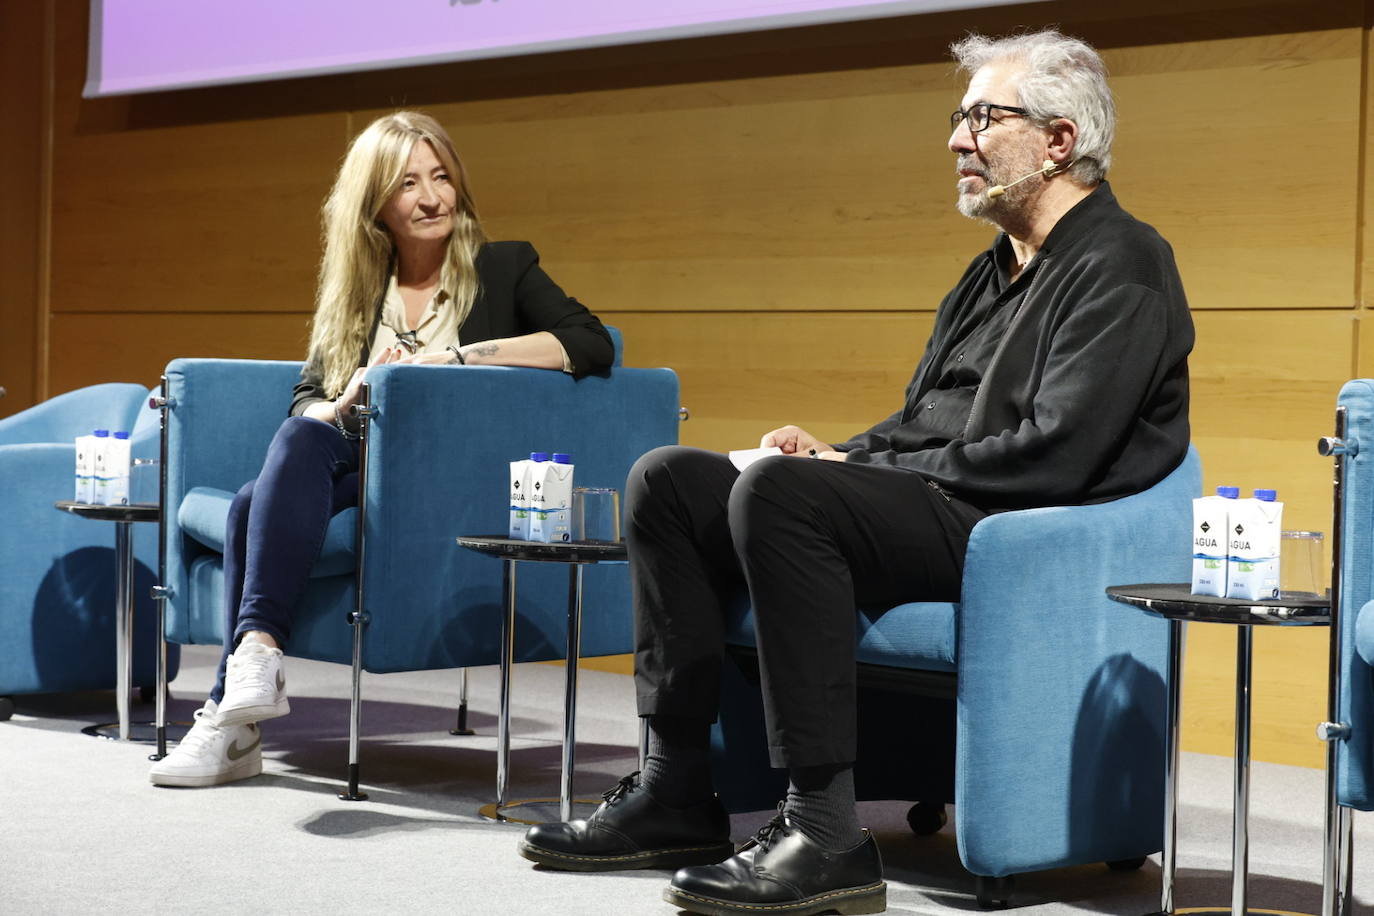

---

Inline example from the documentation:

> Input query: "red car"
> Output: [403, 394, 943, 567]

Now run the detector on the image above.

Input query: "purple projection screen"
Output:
[86, 0, 1035, 97]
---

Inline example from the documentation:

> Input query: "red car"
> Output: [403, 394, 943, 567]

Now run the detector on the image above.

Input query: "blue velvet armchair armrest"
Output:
[955, 446, 1199, 877]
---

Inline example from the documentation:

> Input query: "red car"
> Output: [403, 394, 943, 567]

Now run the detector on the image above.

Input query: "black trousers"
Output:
[626, 446, 986, 768]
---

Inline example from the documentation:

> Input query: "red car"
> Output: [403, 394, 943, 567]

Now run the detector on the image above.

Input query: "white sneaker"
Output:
[148, 700, 262, 787]
[216, 641, 290, 727]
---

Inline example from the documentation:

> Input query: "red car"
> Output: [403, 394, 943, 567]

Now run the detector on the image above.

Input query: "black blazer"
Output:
[290, 240, 613, 416]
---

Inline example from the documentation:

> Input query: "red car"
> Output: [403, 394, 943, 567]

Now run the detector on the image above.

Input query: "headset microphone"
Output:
[986, 159, 1063, 199]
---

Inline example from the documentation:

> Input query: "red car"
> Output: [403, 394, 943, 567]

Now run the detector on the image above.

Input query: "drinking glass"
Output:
[572, 487, 620, 543]
[1280, 530, 1325, 598]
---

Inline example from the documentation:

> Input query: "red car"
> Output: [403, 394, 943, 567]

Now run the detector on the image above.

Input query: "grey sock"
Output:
[783, 763, 862, 850]
[638, 715, 714, 807]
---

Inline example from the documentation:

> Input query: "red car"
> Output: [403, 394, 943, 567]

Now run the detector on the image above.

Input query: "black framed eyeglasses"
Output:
[950, 103, 1031, 134]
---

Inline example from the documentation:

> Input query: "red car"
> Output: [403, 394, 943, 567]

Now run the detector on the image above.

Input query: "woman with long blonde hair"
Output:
[150, 111, 612, 787]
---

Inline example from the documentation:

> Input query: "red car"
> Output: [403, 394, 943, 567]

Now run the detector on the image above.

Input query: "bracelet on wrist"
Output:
[332, 401, 361, 440]
[447, 345, 466, 365]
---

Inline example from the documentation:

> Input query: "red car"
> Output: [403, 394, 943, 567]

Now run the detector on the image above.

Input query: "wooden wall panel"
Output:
[46, 5, 346, 317]
[0, 1, 48, 417]
[601, 311, 934, 450]
[47, 313, 311, 396]
[372, 63, 987, 317]
[1190, 310, 1355, 535]
[1107, 30, 1360, 311]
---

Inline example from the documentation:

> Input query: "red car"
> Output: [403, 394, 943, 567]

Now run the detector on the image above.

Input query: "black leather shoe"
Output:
[518, 772, 734, 872]
[663, 808, 886, 915]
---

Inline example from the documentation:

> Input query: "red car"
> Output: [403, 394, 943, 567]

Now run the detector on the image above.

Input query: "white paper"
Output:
[728, 446, 783, 471]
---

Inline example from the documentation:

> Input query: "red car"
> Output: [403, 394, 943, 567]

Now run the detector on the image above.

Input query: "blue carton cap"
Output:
[552, 453, 572, 464]
[94, 429, 110, 437]
[1216, 485, 1239, 498]
[1254, 488, 1277, 501]
[530, 452, 550, 462]
[113, 431, 130, 440]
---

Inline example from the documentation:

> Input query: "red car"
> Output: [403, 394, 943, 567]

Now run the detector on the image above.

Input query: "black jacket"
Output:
[839, 183, 1193, 512]
[290, 241, 613, 416]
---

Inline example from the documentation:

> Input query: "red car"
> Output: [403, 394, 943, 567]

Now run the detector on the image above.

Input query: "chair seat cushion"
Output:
[178, 486, 357, 578]
[725, 599, 958, 673]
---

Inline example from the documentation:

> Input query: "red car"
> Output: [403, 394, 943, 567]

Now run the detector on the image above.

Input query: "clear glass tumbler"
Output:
[572, 487, 621, 543]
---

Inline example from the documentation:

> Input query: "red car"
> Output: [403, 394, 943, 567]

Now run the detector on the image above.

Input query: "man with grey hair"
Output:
[520, 28, 1193, 916]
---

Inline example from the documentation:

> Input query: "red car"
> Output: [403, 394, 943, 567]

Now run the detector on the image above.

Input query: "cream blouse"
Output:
[367, 275, 572, 371]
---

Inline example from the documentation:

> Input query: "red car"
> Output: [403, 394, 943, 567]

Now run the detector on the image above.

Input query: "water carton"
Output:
[89, 429, 111, 505]
[74, 431, 97, 503]
[1191, 485, 1237, 597]
[509, 452, 548, 540]
[528, 453, 574, 543]
[105, 431, 132, 505]
[1226, 489, 1283, 601]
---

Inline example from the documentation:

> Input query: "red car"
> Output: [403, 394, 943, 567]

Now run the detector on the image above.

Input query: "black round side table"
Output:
[1108, 583, 1329, 916]
[54, 500, 161, 742]
[456, 535, 628, 825]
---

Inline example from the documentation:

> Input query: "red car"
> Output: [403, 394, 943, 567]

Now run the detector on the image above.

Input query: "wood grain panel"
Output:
[601, 310, 934, 451]
[46, 1, 346, 316]
[0, 1, 48, 416]
[1190, 309, 1354, 536]
[1180, 623, 1330, 769]
[362, 63, 991, 315]
[1107, 29, 1360, 311]
[47, 313, 312, 395]
[349, 28, 1362, 316]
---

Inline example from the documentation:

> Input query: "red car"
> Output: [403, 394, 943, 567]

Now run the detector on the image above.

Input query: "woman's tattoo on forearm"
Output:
[469, 342, 500, 357]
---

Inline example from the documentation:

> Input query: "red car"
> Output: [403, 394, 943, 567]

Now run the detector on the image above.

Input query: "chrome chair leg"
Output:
[150, 377, 173, 760]
[338, 609, 369, 801]
[1319, 413, 1356, 916]
[450, 667, 474, 736]
[339, 381, 371, 802]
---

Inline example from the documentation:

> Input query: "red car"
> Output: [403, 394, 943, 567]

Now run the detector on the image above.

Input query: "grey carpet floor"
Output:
[1, 645, 1369, 915]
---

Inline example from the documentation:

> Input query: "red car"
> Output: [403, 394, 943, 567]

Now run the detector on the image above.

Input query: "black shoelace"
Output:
[747, 803, 790, 852]
[602, 771, 641, 805]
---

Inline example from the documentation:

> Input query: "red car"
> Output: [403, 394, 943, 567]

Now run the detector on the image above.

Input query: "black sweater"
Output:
[290, 241, 613, 416]
[839, 183, 1193, 513]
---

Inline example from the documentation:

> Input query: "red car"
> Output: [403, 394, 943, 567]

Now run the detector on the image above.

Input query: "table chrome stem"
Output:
[497, 558, 516, 809]
[1231, 626, 1253, 916]
[1161, 618, 1183, 915]
[114, 520, 134, 741]
[561, 565, 584, 822]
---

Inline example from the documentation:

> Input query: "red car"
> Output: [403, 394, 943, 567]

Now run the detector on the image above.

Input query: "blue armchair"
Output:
[711, 448, 1201, 906]
[154, 330, 680, 794]
[1318, 380, 1374, 915]
[0, 383, 178, 717]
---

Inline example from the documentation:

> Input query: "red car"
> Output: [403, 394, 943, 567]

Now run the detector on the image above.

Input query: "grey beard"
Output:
[957, 188, 993, 220]
[955, 154, 1042, 223]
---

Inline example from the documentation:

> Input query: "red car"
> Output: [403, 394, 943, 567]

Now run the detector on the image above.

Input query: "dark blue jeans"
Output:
[209, 416, 359, 702]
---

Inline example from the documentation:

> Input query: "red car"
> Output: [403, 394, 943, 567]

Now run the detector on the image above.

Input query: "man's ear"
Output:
[1045, 118, 1079, 167]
